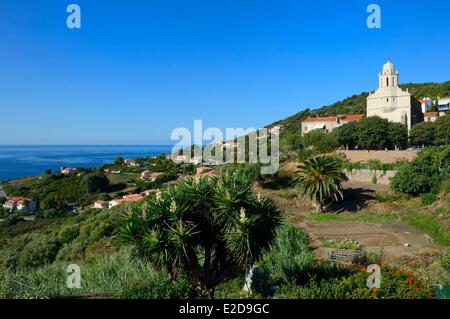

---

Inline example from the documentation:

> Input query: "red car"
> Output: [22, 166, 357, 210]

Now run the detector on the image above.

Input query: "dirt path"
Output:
[258, 182, 441, 265]
[299, 220, 435, 262]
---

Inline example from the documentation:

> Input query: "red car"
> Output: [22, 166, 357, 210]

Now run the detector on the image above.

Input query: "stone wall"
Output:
[337, 150, 417, 163]
[345, 169, 397, 185]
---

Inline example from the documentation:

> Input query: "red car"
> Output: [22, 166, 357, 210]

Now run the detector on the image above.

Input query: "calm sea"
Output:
[0, 145, 173, 182]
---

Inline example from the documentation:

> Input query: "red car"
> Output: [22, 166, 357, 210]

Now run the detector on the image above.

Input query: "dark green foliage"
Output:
[391, 146, 450, 195]
[335, 120, 360, 150]
[114, 156, 125, 166]
[258, 224, 315, 285]
[420, 193, 437, 206]
[118, 275, 195, 299]
[83, 173, 110, 194]
[391, 157, 441, 196]
[296, 155, 346, 213]
[435, 114, 450, 145]
[335, 116, 407, 150]
[356, 116, 390, 150]
[387, 122, 408, 150]
[301, 130, 338, 154]
[118, 175, 282, 295]
[410, 122, 436, 147]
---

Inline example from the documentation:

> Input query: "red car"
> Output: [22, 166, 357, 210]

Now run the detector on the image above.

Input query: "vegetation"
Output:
[391, 146, 450, 195]
[322, 239, 363, 251]
[334, 116, 408, 150]
[296, 155, 346, 213]
[118, 176, 282, 296]
[268, 80, 450, 138]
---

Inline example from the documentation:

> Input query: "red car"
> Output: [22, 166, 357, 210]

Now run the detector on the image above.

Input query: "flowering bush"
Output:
[276, 258, 434, 299]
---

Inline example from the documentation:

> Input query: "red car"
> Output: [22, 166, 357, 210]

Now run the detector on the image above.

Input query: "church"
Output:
[366, 61, 423, 131]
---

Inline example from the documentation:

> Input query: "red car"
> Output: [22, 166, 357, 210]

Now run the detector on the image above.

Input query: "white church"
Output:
[366, 61, 423, 131]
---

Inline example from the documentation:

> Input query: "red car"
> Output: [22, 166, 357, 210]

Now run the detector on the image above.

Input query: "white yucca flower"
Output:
[155, 190, 162, 203]
[239, 207, 248, 224]
[169, 200, 177, 213]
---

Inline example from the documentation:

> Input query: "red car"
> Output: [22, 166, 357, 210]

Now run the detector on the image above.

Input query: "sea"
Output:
[0, 145, 173, 182]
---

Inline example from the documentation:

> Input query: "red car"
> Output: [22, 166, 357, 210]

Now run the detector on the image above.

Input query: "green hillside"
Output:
[268, 81, 450, 136]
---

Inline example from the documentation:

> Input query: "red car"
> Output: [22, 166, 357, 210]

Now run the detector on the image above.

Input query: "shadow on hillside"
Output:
[329, 187, 376, 213]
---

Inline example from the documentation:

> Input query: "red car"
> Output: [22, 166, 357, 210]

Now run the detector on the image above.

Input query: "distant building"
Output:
[437, 97, 450, 113]
[366, 61, 424, 131]
[301, 114, 365, 135]
[109, 194, 143, 209]
[140, 189, 157, 197]
[124, 159, 141, 167]
[93, 200, 109, 209]
[419, 98, 434, 113]
[424, 112, 439, 122]
[60, 167, 77, 175]
[3, 197, 37, 213]
[141, 171, 164, 181]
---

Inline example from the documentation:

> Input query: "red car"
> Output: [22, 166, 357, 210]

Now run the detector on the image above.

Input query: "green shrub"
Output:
[258, 224, 315, 285]
[118, 275, 195, 299]
[421, 193, 437, 206]
[58, 224, 79, 244]
[276, 264, 433, 299]
[322, 239, 363, 251]
[391, 157, 442, 196]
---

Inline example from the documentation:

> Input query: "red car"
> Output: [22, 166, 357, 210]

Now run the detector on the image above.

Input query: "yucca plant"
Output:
[117, 175, 282, 297]
[296, 155, 346, 213]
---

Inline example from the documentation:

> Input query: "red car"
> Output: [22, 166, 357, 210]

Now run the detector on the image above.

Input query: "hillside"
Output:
[268, 81, 450, 136]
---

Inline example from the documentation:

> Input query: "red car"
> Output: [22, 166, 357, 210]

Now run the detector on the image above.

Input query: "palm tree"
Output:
[296, 155, 346, 213]
[117, 175, 282, 297]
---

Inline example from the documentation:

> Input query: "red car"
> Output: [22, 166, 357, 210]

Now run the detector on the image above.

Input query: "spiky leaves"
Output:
[296, 155, 346, 213]
[118, 175, 282, 295]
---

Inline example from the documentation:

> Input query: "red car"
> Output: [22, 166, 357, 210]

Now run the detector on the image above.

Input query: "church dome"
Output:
[382, 61, 395, 75]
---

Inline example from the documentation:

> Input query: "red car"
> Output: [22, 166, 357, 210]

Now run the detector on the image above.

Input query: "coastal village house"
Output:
[108, 194, 143, 209]
[60, 167, 77, 175]
[301, 115, 365, 135]
[2, 197, 37, 213]
[366, 61, 423, 131]
[141, 171, 164, 181]
[93, 200, 109, 209]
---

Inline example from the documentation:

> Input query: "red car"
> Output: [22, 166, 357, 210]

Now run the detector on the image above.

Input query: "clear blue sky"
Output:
[1, 0, 449, 145]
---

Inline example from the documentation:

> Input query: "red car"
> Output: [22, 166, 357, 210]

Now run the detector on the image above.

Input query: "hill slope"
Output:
[268, 81, 450, 135]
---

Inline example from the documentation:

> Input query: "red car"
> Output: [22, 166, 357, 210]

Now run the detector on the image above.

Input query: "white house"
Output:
[109, 194, 143, 209]
[141, 171, 164, 181]
[93, 200, 109, 209]
[3, 197, 37, 213]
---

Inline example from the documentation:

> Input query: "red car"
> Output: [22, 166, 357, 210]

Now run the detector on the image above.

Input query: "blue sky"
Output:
[1, 0, 449, 145]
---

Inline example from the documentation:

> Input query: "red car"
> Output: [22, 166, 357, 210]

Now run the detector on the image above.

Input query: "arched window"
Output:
[386, 78, 389, 86]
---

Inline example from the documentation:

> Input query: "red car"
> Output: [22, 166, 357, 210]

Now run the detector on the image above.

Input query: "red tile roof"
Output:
[341, 114, 365, 121]
[5, 197, 30, 205]
[303, 116, 337, 123]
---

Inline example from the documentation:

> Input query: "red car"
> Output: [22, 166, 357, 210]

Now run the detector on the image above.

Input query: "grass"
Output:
[0, 248, 157, 299]
[402, 213, 450, 247]
[305, 212, 398, 223]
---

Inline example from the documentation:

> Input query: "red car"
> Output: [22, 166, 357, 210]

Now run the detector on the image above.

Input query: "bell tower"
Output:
[378, 60, 399, 88]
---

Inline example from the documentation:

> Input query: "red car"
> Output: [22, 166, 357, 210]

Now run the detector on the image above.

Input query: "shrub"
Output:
[258, 224, 315, 285]
[421, 193, 437, 206]
[276, 263, 433, 299]
[57, 224, 80, 244]
[391, 157, 442, 195]
[322, 239, 363, 251]
[118, 175, 282, 296]
[118, 275, 195, 299]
